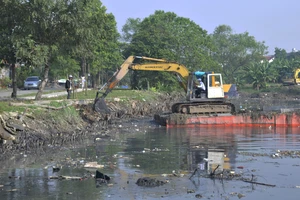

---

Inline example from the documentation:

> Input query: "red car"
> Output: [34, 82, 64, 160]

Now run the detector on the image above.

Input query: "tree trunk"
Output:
[11, 64, 17, 98]
[95, 71, 101, 89]
[131, 71, 139, 89]
[81, 57, 86, 77]
[35, 63, 50, 100]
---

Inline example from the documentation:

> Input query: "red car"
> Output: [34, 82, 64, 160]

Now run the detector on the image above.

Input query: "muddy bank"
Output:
[0, 92, 181, 159]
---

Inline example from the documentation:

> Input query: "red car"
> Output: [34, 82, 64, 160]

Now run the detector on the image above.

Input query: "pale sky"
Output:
[101, 0, 299, 55]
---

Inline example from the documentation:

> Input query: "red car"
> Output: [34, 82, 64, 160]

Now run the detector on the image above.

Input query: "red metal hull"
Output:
[154, 113, 300, 128]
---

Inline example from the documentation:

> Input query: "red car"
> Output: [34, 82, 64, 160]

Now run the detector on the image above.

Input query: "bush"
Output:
[0, 77, 11, 88]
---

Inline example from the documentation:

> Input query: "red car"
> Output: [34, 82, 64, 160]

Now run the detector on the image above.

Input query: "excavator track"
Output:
[171, 102, 235, 115]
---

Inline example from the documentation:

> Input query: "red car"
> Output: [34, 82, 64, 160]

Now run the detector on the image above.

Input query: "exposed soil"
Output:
[0, 92, 181, 159]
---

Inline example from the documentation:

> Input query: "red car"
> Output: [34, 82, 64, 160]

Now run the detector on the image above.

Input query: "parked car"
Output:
[57, 78, 67, 86]
[24, 76, 41, 90]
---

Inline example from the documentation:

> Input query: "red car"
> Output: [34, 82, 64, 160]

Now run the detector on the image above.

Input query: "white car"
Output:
[57, 79, 67, 86]
[24, 76, 41, 90]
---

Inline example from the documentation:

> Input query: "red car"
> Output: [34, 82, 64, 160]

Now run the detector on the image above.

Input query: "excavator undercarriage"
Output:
[171, 102, 235, 115]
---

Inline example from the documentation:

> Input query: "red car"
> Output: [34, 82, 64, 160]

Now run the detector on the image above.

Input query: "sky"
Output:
[101, 0, 300, 55]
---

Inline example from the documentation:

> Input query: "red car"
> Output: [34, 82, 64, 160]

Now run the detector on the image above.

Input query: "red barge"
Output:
[154, 112, 300, 128]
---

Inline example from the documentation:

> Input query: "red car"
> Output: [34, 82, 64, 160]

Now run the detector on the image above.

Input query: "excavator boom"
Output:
[94, 56, 190, 113]
[129, 62, 189, 92]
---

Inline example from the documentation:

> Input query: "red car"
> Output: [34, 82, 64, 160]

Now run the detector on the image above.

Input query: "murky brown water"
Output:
[1, 124, 300, 200]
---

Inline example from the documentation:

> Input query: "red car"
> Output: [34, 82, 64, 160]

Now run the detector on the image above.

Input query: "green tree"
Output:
[88, 13, 123, 88]
[272, 47, 300, 83]
[274, 47, 287, 60]
[122, 10, 218, 90]
[0, 0, 28, 97]
[121, 18, 142, 43]
[0, 0, 121, 99]
[244, 62, 278, 90]
[64, 0, 121, 88]
[211, 25, 268, 84]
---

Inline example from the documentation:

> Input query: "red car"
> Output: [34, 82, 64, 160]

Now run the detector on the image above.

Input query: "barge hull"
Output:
[154, 113, 300, 128]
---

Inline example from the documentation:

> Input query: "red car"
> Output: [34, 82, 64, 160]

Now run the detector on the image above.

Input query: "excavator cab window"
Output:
[193, 72, 207, 98]
[208, 75, 222, 87]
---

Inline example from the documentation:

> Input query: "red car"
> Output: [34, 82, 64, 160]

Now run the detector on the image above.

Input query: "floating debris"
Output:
[84, 162, 104, 169]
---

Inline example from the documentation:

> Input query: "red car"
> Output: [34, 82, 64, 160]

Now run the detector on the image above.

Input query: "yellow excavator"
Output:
[282, 68, 300, 86]
[93, 56, 235, 114]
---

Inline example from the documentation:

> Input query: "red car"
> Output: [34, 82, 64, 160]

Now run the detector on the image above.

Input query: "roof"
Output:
[264, 55, 275, 61]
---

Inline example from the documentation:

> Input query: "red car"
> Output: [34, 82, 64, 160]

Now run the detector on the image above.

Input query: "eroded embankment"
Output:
[0, 93, 180, 159]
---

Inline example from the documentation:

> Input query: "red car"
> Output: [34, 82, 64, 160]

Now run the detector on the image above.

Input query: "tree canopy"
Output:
[0, 0, 121, 99]
[121, 10, 218, 90]
[1, 2, 296, 94]
[211, 25, 268, 84]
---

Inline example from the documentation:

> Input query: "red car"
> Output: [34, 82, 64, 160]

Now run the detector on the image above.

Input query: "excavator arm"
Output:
[93, 56, 190, 113]
[129, 62, 189, 92]
[94, 55, 235, 115]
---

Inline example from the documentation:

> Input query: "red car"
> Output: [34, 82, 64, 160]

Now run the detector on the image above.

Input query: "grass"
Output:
[0, 88, 159, 130]
[239, 83, 300, 95]
[0, 88, 161, 114]
[49, 100, 68, 108]
[2, 84, 299, 116]
[0, 101, 28, 113]
[43, 88, 160, 102]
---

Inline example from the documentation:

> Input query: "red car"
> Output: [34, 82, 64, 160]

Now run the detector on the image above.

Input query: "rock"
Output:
[95, 170, 110, 181]
[136, 177, 166, 187]
[0, 127, 16, 141]
[6, 118, 24, 131]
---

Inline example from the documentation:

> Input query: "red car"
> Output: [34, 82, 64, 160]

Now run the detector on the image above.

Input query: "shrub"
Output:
[0, 77, 11, 88]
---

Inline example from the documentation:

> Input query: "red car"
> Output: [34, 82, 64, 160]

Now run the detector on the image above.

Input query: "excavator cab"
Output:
[187, 72, 225, 102]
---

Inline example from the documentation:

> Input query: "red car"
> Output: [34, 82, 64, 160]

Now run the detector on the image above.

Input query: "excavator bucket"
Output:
[93, 56, 136, 114]
[93, 96, 111, 114]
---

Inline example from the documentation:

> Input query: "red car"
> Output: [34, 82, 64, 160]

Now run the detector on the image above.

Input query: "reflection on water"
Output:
[1, 126, 300, 199]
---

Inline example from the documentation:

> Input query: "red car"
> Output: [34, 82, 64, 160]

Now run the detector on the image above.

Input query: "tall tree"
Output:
[0, 0, 121, 99]
[0, 0, 28, 97]
[66, 0, 108, 80]
[211, 25, 268, 84]
[88, 13, 123, 88]
[122, 10, 218, 90]
[274, 47, 287, 60]
[121, 18, 142, 43]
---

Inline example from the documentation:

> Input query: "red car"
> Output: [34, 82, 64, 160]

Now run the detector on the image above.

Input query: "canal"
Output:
[1, 124, 300, 199]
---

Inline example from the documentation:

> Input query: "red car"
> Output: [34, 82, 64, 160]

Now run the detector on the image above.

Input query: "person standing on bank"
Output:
[65, 75, 73, 99]
[81, 76, 85, 90]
